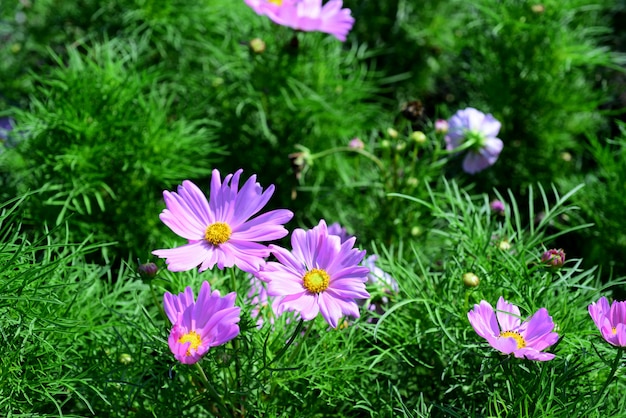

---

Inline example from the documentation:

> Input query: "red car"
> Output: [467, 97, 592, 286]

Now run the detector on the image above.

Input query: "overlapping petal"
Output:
[153, 169, 293, 274]
[468, 297, 558, 361]
[259, 219, 369, 327]
[163, 281, 241, 364]
[589, 297, 626, 347]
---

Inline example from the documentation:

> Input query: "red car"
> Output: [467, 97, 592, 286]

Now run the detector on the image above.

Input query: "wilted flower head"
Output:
[163, 281, 241, 364]
[348, 137, 364, 150]
[468, 296, 559, 361]
[541, 248, 565, 268]
[445, 108, 503, 174]
[258, 219, 370, 328]
[152, 169, 293, 274]
[244, 0, 355, 42]
[589, 297, 626, 347]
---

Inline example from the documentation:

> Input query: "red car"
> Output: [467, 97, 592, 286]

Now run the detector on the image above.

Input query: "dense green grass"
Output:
[1, 0, 626, 416]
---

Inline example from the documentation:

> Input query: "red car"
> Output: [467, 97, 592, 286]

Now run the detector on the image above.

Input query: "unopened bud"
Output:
[386, 127, 398, 138]
[463, 272, 480, 287]
[410, 131, 427, 144]
[542, 248, 565, 268]
[250, 38, 266, 54]
[138, 262, 158, 281]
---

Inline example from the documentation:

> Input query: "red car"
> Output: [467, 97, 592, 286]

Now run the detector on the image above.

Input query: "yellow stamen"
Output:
[268, 0, 282, 5]
[205, 222, 232, 245]
[499, 330, 526, 349]
[178, 330, 202, 356]
[613, 327, 617, 335]
[303, 268, 330, 293]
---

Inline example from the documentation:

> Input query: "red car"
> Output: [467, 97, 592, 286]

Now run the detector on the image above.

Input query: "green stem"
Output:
[149, 281, 166, 321]
[591, 348, 623, 411]
[310, 146, 385, 171]
[254, 318, 305, 378]
[194, 363, 232, 418]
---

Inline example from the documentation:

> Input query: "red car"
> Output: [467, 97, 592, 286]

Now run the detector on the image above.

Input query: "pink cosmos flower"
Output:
[589, 297, 626, 347]
[163, 281, 241, 364]
[445, 108, 504, 174]
[244, 0, 355, 42]
[468, 296, 559, 361]
[152, 169, 293, 274]
[258, 219, 370, 328]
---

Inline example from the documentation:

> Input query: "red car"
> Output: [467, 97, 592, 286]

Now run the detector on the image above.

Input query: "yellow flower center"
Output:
[268, 0, 282, 5]
[613, 327, 617, 335]
[178, 330, 202, 356]
[499, 330, 526, 349]
[303, 268, 330, 293]
[205, 222, 232, 245]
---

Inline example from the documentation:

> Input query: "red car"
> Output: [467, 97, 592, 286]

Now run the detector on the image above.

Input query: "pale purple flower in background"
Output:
[348, 137, 364, 150]
[589, 297, 626, 347]
[246, 276, 286, 329]
[244, 0, 355, 42]
[0, 117, 14, 142]
[363, 255, 398, 296]
[152, 169, 293, 274]
[258, 220, 370, 328]
[163, 281, 241, 364]
[445, 108, 503, 174]
[468, 296, 559, 361]
[327, 221, 352, 243]
[434, 119, 449, 134]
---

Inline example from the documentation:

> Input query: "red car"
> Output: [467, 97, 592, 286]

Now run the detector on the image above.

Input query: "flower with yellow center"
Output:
[164, 281, 241, 365]
[468, 296, 558, 361]
[260, 220, 370, 328]
[152, 169, 293, 274]
[303, 268, 330, 293]
[205, 222, 232, 246]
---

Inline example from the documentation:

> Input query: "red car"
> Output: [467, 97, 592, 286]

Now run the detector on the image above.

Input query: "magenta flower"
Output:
[589, 297, 626, 347]
[258, 219, 370, 328]
[445, 107, 503, 174]
[163, 281, 241, 364]
[152, 169, 293, 274]
[468, 296, 559, 361]
[244, 0, 355, 42]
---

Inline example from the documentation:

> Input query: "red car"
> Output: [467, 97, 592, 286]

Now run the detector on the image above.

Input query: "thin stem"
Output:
[149, 281, 166, 321]
[310, 146, 385, 171]
[194, 363, 232, 418]
[254, 318, 305, 378]
[591, 348, 623, 411]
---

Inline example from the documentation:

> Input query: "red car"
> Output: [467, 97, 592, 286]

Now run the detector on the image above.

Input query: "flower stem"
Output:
[310, 146, 385, 171]
[254, 318, 305, 378]
[591, 348, 623, 411]
[194, 363, 232, 418]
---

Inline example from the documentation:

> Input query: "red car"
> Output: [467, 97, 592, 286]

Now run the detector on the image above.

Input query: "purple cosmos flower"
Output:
[589, 297, 626, 347]
[152, 169, 293, 274]
[541, 248, 566, 268]
[327, 221, 352, 243]
[244, 0, 355, 42]
[258, 219, 370, 328]
[445, 108, 504, 174]
[163, 281, 241, 364]
[468, 296, 559, 361]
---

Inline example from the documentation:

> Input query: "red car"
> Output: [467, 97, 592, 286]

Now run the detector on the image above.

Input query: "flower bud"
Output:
[348, 137, 364, 150]
[435, 119, 449, 134]
[542, 248, 565, 268]
[490, 199, 505, 215]
[138, 262, 158, 281]
[410, 131, 427, 144]
[463, 272, 480, 287]
[386, 127, 398, 138]
[249, 38, 266, 54]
